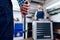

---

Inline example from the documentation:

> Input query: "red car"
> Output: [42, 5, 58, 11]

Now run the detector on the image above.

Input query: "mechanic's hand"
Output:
[20, 1, 30, 18]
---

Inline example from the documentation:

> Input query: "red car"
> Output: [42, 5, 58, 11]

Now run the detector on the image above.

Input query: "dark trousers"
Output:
[0, 0, 13, 40]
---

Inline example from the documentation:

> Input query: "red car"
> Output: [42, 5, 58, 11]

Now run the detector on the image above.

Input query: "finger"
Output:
[22, 5, 30, 9]
[21, 9, 29, 13]
[23, 4, 30, 7]
[20, 7, 29, 12]
[21, 7, 29, 10]
[20, 5, 30, 10]
[21, 11, 28, 14]
[22, 11, 28, 14]
[24, 3, 30, 7]
[21, 7, 29, 12]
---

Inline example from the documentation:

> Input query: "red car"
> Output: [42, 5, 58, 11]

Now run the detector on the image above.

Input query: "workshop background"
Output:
[11, 0, 60, 40]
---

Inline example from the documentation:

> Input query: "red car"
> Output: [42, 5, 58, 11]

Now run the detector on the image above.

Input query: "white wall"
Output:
[13, 11, 23, 23]
[11, 0, 23, 23]
[44, 0, 60, 9]
[11, 0, 20, 11]
[43, 0, 60, 22]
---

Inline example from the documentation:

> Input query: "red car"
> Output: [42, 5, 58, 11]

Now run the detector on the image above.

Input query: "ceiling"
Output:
[29, 0, 46, 13]
[12, 0, 46, 13]
[31, 0, 45, 4]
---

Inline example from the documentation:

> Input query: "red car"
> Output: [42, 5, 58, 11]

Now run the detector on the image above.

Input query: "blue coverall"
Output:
[0, 0, 22, 40]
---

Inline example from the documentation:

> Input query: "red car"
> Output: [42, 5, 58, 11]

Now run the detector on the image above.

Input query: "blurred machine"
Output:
[26, 21, 32, 38]
[13, 10, 24, 40]
[32, 21, 53, 40]
[14, 23, 23, 37]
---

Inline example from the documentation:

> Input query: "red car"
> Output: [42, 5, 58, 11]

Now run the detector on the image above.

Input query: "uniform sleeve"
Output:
[34, 11, 37, 20]
[17, 0, 25, 6]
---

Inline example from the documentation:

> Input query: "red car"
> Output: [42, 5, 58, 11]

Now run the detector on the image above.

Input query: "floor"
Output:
[23, 37, 34, 40]
[14, 37, 34, 40]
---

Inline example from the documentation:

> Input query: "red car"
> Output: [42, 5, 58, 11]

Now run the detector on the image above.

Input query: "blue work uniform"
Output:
[35, 9, 44, 20]
[0, 0, 22, 40]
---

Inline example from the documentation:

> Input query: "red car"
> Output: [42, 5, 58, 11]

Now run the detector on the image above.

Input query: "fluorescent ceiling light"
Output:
[46, 1, 60, 9]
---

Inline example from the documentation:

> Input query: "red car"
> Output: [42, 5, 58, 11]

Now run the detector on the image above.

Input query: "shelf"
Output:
[47, 8, 60, 13]
[47, 8, 60, 16]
